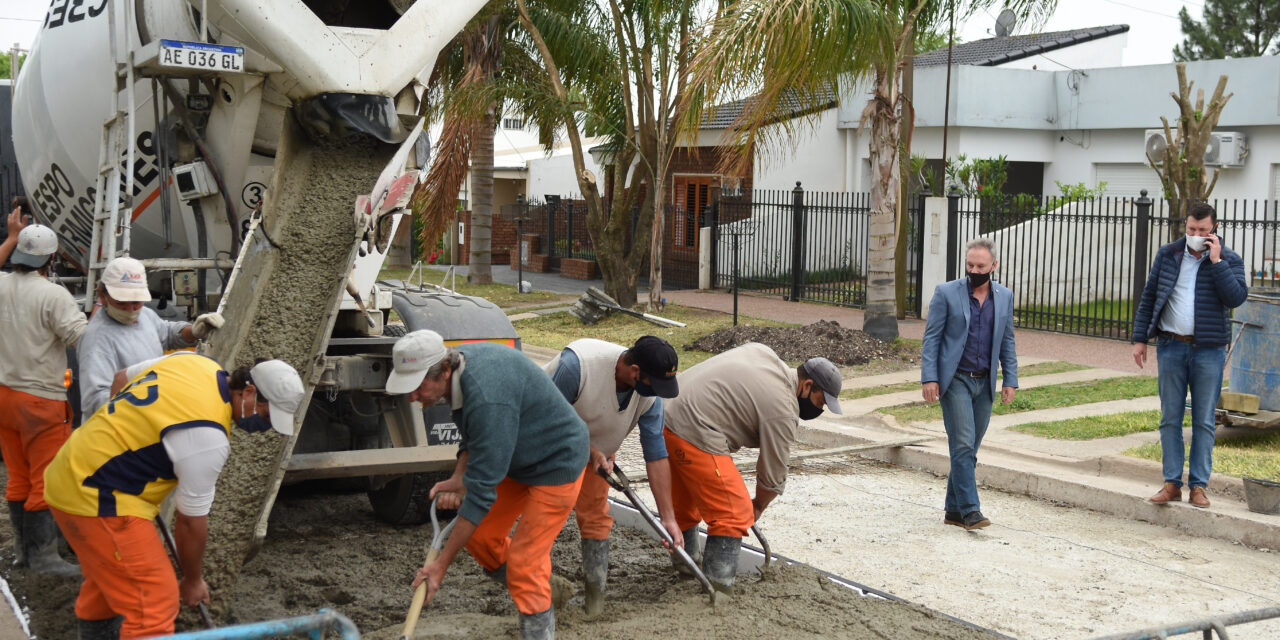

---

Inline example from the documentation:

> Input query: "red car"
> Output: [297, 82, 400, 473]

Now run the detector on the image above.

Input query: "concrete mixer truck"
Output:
[11, 0, 507, 556]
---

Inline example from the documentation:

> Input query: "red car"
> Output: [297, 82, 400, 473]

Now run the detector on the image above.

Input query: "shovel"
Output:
[400, 495, 458, 640]
[155, 516, 216, 629]
[751, 523, 772, 569]
[596, 464, 716, 604]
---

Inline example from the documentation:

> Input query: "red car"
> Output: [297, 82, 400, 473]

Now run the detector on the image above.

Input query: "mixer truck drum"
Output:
[297, 93, 409, 143]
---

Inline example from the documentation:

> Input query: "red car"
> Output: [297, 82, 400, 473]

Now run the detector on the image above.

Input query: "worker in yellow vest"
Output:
[44, 353, 303, 639]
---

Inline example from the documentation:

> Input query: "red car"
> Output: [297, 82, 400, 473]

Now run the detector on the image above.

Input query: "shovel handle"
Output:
[400, 546, 443, 639]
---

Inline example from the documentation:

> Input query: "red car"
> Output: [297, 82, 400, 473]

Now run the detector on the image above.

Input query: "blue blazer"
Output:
[921, 278, 1019, 399]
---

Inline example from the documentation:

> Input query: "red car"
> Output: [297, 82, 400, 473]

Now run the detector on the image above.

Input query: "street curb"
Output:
[797, 422, 1280, 551]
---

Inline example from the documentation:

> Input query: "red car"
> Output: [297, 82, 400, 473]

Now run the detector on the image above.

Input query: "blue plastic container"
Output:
[1230, 291, 1280, 412]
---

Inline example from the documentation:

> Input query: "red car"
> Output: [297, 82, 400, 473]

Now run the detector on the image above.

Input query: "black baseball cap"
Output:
[629, 336, 679, 398]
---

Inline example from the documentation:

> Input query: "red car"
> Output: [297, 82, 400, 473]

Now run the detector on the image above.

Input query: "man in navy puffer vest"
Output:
[1131, 202, 1248, 509]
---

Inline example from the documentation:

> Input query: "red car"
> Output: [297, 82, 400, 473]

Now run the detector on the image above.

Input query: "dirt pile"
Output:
[687, 320, 918, 367]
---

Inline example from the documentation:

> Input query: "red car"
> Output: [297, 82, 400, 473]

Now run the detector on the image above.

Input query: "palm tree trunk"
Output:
[864, 66, 900, 342]
[468, 111, 494, 284]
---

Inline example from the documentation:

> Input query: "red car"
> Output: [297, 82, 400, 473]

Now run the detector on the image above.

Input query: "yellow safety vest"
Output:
[45, 352, 232, 519]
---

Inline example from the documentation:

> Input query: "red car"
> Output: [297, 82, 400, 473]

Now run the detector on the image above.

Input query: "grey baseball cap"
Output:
[801, 357, 843, 414]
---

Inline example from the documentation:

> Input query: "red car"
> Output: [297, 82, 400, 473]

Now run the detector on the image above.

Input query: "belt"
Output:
[1159, 331, 1194, 344]
[958, 369, 988, 378]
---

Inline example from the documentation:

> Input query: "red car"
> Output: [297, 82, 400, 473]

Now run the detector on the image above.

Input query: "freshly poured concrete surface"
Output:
[619, 457, 1280, 639]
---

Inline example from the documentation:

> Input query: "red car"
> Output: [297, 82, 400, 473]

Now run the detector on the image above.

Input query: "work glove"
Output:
[191, 312, 226, 339]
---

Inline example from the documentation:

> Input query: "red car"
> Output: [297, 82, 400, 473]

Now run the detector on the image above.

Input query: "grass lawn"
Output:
[840, 361, 1090, 401]
[515, 305, 796, 369]
[378, 267, 575, 309]
[1125, 431, 1280, 482]
[882, 375, 1159, 424]
[1010, 410, 1188, 440]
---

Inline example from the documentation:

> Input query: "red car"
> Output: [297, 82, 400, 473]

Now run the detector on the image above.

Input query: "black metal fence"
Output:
[711, 185, 927, 316]
[949, 190, 1280, 340]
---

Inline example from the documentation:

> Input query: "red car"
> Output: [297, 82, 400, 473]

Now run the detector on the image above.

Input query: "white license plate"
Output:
[158, 40, 244, 73]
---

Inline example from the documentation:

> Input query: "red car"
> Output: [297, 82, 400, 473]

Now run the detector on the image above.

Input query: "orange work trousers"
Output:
[574, 461, 613, 540]
[663, 427, 754, 537]
[0, 385, 72, 511]
[51, 509, 179, 639]
[466, 472, 583, 614]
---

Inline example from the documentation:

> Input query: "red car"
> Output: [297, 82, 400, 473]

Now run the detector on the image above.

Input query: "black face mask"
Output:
[797, 390, 823, 420]
[236, 414, 273, 433]
[634, 380, 658, 397]
[966, 271, 991, 288]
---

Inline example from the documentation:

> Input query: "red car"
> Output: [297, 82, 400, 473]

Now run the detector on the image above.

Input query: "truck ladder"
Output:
[82, 0, 139, 310]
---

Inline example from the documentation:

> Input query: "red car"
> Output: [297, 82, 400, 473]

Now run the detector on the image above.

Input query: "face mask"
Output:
[1186, 235, 1207, 252]
[966, 271, 991, 289]
[634, 380, 657, 397]
[235, 395, 272, 433]
[106, 304, 141, 325]
[797, 390, 823, 420]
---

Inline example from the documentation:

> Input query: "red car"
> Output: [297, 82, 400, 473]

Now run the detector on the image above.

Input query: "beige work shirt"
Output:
[0, 271, 87, 400]
[663, 342, 799, 494]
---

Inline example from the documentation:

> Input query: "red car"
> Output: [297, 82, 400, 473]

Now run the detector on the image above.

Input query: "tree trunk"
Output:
[649, 171, 665, 310]
[863, 65, 900, 342]
[895, 35, 915, 320]
[467, 111, 494, 284]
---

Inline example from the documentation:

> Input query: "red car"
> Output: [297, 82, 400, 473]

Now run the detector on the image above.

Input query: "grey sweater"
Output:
[77, 307, 193, 417]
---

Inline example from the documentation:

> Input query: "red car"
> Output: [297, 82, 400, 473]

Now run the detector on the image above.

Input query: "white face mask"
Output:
[1185, 235, 1208, 252]
[105, 304, 141, 325]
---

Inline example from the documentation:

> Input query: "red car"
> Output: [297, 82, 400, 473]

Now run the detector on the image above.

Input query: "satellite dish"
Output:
[994, 9, 1017, 37]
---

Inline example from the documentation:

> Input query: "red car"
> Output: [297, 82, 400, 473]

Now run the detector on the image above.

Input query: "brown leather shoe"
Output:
[1148, 482, 1183, 504]
[1189, 487, 1210, 508]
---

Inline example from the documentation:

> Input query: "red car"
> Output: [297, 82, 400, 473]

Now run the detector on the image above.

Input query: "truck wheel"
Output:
[384, 322, 407, 337]
[368, 472, 453, 525]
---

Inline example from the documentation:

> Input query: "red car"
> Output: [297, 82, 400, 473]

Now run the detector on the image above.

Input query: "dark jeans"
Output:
[1156, 336, 1225, 489]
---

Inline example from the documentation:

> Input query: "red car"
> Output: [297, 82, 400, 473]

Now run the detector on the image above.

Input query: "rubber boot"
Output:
[7, 502, 26, 568]
[78, 616, 122, 640]
[702, 535, 742, 595]
[483, 563, 507, 585]
[581, 538, 609, 618]
[519, 607, 555, 640]
[672, 527, 702, 576]
[24, 509, 80, 577]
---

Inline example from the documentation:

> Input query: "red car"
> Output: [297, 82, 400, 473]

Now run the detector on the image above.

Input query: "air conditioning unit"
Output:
[1143, 129, 1247, 168]
[1205, 131, 1247, 167]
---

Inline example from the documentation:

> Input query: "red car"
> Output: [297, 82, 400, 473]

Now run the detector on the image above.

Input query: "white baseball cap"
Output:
[12, 225, 57, 268]
[385, 329, 447, 395]
[102, 257, 151, 302]
[250, 360, 304, 436]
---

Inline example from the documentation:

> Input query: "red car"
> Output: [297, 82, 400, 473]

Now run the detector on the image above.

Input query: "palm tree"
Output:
[681, 0, 1055, 340]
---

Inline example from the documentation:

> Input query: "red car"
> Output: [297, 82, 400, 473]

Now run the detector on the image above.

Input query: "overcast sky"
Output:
[0, 0, 1204, 68]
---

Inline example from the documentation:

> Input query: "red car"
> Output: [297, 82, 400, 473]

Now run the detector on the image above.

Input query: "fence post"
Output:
[1133, 189, 1152, 301]
[545, 195, 558, 258]
[946, 185, 961, 282]
[790, 181, 805, 301]
[913, 193, 926, 317]
[709, 189, 721, 288]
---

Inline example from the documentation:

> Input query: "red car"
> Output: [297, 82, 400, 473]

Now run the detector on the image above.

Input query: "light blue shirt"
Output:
[549, 348, 668, 462]
[1158, 246, 1205, 336]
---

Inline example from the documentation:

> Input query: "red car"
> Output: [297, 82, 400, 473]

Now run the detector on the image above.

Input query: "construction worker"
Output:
[387, 330, 587, 640]
[43, 353, 303, 639]
[77, 256, 225, 417]
[663, 343, 843, 594]
[0, 206, 87, 577]
[542, 336, 681, 617]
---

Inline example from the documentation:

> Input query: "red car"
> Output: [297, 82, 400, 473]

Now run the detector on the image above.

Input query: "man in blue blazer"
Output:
[921, 238, 1018, 530]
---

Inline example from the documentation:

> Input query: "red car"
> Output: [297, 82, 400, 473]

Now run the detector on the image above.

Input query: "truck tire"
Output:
[368, 472, 453, 525]
[384, 322, 407, 337]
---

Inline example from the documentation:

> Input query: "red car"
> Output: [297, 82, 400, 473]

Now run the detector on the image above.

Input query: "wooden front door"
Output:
[672, 176, 715, 253]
